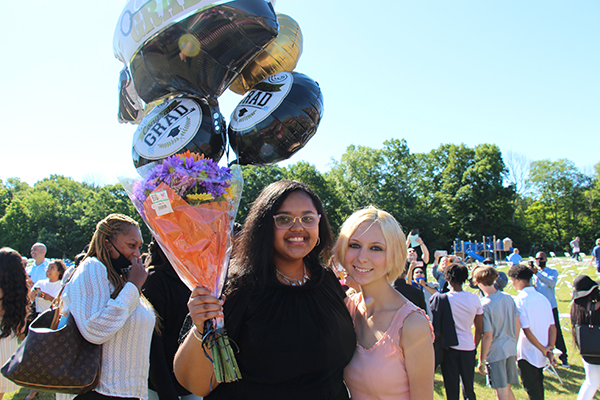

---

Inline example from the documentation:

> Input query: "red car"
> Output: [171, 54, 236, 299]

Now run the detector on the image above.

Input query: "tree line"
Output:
[1, 139, 598, 259]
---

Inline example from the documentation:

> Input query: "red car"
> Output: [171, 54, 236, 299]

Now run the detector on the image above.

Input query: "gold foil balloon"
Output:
[229, 13, 302, 95]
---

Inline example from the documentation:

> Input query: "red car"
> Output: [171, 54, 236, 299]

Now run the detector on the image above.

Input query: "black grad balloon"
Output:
[227, 72, 323, 166]
[132, 96, 226, 169]
[130, 0, 278, 104]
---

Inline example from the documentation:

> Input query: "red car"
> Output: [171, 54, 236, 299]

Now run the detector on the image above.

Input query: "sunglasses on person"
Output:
[273, 214, 321, 229]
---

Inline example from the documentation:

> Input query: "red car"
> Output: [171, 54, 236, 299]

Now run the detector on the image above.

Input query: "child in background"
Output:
[30, 259, 66, 313]
[473, 265, 520, 400]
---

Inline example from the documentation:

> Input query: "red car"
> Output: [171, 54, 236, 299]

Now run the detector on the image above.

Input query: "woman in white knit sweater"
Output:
[65, 214, 155, 400]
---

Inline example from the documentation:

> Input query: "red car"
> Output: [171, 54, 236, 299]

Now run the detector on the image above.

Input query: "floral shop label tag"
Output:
[134, 98, 202, 160]
[149, 190, 173, 216]
[229, 72, 294, 131]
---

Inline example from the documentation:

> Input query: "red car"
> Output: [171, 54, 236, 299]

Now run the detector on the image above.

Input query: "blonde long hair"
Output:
[84, 213, 139, 298]
[334, 206, 408, 283]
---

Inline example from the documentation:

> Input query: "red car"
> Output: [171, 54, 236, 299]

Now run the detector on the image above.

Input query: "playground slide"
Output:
[465, 250, 485, 262]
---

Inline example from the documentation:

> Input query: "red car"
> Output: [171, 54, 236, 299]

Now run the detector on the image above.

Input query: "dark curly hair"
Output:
[444, 263, 469, 285]
[0, 248, 30, 338]
[50, 259, 67, 280]
[226, 180, 334, 295]
[508, 264, 533, 282]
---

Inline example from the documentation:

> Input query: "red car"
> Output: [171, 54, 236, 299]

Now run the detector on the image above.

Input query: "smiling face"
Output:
[106, 225, 143, 262]
[272, 191, 319, 270]
[344, 221, 388, 288]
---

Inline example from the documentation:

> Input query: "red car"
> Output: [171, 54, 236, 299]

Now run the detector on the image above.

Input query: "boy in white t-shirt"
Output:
[507, 264, 556, 400]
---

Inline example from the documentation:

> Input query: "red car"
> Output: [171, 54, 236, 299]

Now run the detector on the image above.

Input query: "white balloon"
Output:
[113, 0, 228, 65]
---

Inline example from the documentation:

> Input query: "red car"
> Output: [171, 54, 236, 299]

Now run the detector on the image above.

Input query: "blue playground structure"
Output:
[452, 236, 513, 263]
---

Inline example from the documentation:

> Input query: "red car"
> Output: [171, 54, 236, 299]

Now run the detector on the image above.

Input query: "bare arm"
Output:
[406, 262, 417, 282]
[401, 311, 434, 399]
[174, 286, 223, 396]
[473, 314, 483, 348]
[522, 325, 556, 365]
[547, 324, 557, 350]
[420, 282, 438, 295]
[417, 237, 430, 264]
[478, 331, 493, 374]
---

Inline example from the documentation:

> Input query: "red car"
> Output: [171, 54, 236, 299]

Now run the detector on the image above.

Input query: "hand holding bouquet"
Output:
[121, 151, 242, 382]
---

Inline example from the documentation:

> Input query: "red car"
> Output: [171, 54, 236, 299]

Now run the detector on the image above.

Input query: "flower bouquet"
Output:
[120, 151, 242, 383]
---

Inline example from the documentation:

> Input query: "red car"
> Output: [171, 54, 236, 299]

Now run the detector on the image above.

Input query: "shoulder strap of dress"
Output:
[345, 292, 363, 322]
[389, 302, 426, 341]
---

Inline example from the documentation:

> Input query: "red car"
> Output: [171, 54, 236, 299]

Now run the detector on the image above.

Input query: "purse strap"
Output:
[48, 265, 77, 330]
[587, 301, 597, 328]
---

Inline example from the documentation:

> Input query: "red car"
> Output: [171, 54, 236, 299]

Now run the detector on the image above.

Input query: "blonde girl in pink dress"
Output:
[333, 207, 435, 400]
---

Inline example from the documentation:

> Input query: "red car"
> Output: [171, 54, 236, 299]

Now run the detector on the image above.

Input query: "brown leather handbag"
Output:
[1, 285, 102, 394]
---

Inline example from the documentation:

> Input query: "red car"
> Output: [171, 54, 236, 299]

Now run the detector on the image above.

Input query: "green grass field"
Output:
[431, 255, 597, 400]
[3, 255, 596, 400]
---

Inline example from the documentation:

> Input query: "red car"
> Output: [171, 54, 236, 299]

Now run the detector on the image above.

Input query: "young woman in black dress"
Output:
[175, 180, 356, 400]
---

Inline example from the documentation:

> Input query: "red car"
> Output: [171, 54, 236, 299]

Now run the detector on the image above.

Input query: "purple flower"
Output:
[132, 152, 235, 206]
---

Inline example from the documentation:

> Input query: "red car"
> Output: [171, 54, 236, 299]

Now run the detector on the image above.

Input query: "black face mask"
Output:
[108, 240, 132, 275]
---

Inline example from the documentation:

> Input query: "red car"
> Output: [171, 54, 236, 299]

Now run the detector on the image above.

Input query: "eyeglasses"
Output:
[273, 214, 321, 229]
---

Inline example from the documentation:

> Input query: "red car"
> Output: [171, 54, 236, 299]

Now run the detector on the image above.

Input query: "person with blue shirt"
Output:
[591, 238, 600, 274]
[26, 242, 49, 285]
[530, 251, 569, 368]
[507, 248, 523, 266]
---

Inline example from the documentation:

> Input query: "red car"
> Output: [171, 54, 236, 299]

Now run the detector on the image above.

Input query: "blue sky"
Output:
[1, 0, 598, 186]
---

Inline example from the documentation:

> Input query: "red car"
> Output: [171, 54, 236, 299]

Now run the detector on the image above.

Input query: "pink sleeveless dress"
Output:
[343, 293, 433, 400]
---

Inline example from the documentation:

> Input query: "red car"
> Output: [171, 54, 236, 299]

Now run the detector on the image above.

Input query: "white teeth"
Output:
[355, 266, 371, 273]
[287, 237, 305, 242]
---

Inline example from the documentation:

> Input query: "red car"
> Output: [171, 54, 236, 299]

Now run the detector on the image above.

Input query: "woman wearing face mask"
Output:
[174, 180, 356, 400]
[333, 207, 435, 400]
[64, 214, 156, 400]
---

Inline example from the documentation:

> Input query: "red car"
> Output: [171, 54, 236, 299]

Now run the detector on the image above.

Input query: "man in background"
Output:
[570, 236, 582, 262]
[507, 248, 523, 266]
[530, 251, 569, 368]
[26, 242, 49, 285]
[592, 238, 600, 274]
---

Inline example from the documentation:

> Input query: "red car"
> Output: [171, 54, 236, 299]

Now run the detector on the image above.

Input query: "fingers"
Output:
[188, 286, 224, 325]
[130, 256, 144, 269]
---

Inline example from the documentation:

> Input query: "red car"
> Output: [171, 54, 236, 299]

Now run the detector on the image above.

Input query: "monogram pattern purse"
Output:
[1, 280, 102, 393]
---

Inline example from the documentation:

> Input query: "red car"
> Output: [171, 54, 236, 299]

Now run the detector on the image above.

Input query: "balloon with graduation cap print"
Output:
[131, 96, 226, 169]
[228, 71, 324, 166]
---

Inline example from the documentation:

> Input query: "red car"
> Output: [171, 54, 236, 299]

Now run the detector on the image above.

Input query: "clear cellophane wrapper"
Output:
[121, 162, 243, 382]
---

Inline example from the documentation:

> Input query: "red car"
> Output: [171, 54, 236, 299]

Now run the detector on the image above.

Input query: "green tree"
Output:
[526, 159, 588, 246]
[0, 197, 35, 253]
[326, 145, 385, 219]
[236, 165, 285, 224]
[284, 161, 345, 232]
